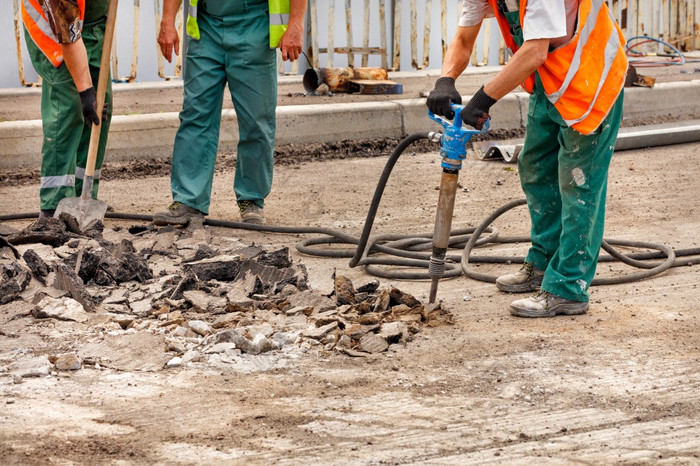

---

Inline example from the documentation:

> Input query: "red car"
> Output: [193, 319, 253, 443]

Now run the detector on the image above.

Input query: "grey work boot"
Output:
[496, 262, 544, 293]
[238, 201, 265, 225]
[509, 290, 589, 318]
[153, 202, 204, 226]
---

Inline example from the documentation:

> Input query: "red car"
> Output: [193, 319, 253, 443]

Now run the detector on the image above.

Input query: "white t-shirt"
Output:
[459, 0, 578, 49]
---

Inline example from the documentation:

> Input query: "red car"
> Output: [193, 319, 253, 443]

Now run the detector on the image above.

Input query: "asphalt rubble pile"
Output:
[0, 215, 453, 378]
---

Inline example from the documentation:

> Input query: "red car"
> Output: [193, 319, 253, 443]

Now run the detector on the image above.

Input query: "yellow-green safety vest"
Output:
[184, 0, 290, 48]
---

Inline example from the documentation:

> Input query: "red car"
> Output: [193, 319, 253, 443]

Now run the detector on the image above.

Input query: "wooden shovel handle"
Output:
[83, 0, 119, 181]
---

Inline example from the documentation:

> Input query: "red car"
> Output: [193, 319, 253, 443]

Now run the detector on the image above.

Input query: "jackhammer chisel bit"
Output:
[427, 104, 488, 303]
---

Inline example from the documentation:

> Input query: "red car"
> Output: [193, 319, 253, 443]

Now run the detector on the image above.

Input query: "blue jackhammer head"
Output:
[428, 103, 488, 170]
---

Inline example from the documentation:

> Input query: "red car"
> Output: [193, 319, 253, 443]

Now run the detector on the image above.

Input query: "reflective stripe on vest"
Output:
[269, 0, 290, 48]
[185, 0, 200, 40]
[21, 0, 85, 68]
[185, 0, 290, 49]
[489, 0, 627, 134]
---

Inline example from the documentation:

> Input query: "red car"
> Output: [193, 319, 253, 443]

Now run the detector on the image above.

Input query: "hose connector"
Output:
[428, 131, 443, 143]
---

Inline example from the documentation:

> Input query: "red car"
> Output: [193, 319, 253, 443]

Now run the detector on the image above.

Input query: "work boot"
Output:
[39, 210, 55, 219]
[238, 200, 265, 225]
[496, 262, 544, 293]
[153, 202, 204, 226]
[509, 290, 589, 318]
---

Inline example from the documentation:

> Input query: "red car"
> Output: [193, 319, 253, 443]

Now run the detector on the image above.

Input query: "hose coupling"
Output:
[428, 131, 443, 143]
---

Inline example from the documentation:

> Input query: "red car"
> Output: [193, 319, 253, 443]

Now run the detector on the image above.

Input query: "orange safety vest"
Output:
[21, 0, 86, 68]
[488, 0, 628, 135]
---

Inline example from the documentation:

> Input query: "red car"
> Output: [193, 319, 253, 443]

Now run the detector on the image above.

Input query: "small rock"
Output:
[188, 320, 213, 336]
[272, 332, 297, 347]
[52, 263, 94, 312]
[54, 353, 81, 371]
[303, 322, 338, 340]
[359, 333, 389, 354]
[129, 298, 153, 317]
[182, 290, 210, 311]
[337, 334, 353, 349]
[181, 350, 202, 364]
[252, 333, 274, 353]
[166, 357, 182, 368]
[379, 322, 408, 343]
[334, 274, 357, 305]
[11, 355, 52, 378]
[32, 296, 88, 323]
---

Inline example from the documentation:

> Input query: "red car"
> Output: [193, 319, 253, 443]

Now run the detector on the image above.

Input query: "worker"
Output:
[427, 0, 627, 317]
[153, 0, 306, 226]
[22, 0, 112, 219]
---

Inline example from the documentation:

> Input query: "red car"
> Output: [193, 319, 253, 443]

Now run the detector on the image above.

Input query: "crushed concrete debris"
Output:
[0, 215, 454, 376]
[32, 296, 88, 323]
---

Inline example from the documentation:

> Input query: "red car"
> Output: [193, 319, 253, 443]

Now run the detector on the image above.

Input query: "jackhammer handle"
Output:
[428, 103, 490, 134]
[428, 103, 465, 129]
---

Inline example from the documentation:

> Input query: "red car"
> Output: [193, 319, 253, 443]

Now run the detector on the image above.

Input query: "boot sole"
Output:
[496, 279, 543, 293]
[510, 304, 589, 318]
[241, 216, 266, 225]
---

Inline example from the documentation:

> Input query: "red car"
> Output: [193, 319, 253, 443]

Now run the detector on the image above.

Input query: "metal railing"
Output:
[11, 0, 700, 87]
[309, 0, 700, 70]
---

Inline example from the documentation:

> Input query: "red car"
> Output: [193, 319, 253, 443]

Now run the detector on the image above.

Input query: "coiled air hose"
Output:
[2, 133, 699, 286]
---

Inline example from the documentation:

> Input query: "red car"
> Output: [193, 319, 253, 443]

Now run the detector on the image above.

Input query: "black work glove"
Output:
[79, 87, 100, 126]
[461, 85, 497, 130]
[102, 101, 110, 124]
[427, 77, 462, 119]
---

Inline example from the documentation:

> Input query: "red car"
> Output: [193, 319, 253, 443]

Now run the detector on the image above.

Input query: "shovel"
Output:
[54, 0, 119, 230]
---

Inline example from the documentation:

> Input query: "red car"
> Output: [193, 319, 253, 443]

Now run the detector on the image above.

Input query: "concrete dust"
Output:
[0, 138, 698, 464]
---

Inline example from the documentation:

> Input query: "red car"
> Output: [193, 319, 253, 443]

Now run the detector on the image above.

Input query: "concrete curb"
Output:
[1, 80, 699, 169]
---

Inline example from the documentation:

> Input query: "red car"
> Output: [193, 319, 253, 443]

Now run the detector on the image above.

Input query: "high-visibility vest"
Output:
[185, 0, 290, 49]
[21, 0, 86, 68]
[185, 0, 200, 40]
[488, 0, 628, 135]
[268, 0, 290, 48]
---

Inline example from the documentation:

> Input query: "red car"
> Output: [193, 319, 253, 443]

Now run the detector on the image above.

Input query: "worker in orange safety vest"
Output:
[427, 0, 628, 318]
[22, 0, 112, 218]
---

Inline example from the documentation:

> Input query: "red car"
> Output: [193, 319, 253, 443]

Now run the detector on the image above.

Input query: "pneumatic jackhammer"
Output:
[427, 104, 488, 303]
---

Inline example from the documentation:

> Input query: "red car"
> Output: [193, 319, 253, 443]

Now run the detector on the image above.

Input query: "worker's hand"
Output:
[79, 87, 100, 126]
[461, 85, 497, 130]
[102, 102, 110, 124]
[427, 77, 462, 119]
[279, 24, 303, 61]
[157, 19, 180, 63]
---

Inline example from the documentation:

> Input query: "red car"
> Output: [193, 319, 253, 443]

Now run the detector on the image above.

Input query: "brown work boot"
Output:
[509, 290, 589, 318]
[496, 262, 544, 293]
[238, 200, 265, 225]
[153, 202, 204, 226]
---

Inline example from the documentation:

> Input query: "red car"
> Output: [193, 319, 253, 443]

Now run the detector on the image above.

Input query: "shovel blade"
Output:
[54, 197, 108, 231]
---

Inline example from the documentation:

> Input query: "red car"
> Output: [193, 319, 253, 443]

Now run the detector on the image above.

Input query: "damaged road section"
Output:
[0, 216, 453, 378]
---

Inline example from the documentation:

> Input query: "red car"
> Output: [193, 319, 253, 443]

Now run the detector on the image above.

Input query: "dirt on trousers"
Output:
[0, 138, 699, 464]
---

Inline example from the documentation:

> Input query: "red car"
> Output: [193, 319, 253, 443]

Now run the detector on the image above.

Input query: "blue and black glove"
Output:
[461, 85, 497, 130]
[427, 77, 462, 119]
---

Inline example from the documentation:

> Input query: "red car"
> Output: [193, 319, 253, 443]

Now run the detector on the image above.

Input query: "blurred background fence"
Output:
[5, 0, 700, 88]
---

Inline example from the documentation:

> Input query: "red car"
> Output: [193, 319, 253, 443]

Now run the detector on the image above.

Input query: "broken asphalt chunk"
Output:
[52, 263, 95, 312]
[334, 274, 357, 305]
[184, 255, 241, 281]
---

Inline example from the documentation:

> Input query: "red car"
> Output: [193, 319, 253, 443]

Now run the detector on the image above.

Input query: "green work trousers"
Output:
[171, 0, 277, 215]
[25, 19, 112, 211]
[518, 80, 624, 302]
